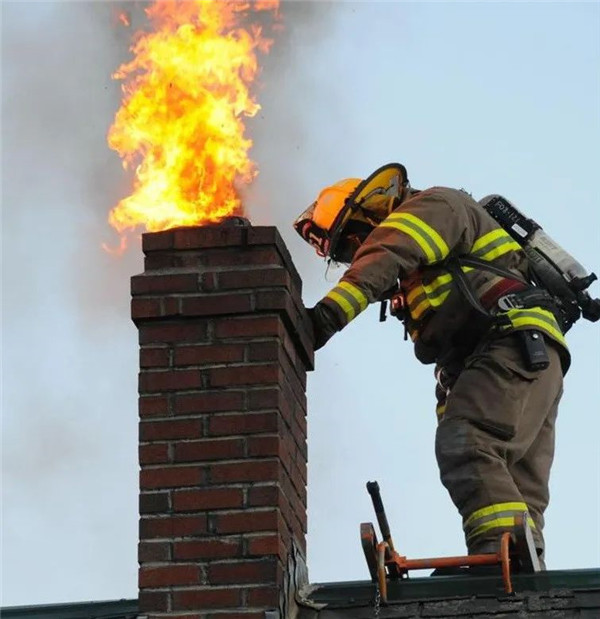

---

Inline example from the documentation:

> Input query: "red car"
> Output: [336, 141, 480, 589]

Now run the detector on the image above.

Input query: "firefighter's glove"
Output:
[307, 303, 341, 351]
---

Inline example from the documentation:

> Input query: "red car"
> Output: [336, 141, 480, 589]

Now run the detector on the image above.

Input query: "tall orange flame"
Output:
[107, 0, 279, 242]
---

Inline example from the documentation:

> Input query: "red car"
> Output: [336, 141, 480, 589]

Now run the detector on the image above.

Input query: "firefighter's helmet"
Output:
[293, 163, 409, 262]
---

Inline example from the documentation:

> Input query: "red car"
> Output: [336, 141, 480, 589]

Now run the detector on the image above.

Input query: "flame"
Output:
[107, 0, 280, 242]
[118, 11, 131, 28]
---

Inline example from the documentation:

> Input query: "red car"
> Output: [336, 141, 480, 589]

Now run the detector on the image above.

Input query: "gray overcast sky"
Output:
[2, 0, 599, 607]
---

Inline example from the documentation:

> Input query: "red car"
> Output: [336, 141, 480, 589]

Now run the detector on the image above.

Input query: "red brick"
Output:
[139, 395, 169, 418]
[246, 486, 279, 508]
[140, 347, 171, 368]
[208, 412, 279, 436]
[140, 419, 202, 441]
[139, 369, 203, 393]
[217, 268, 290, 290]
[247, 341, 279, 362]
[280, 468, 307, 511]
[246, 435, 279, 458]
[139, 322, 207, 345]
[214, 316, 281, 339]
[142, 229, 175, 252]
[174, 539, 241, 560]
[292, 457, 307, 490]
[139, 491, 170, 514]
[209, 364, 280, 388]
[173, 226, 245, 250]
[181, 293, 253, 317]
[247, 389, 280, 411]
[139, 515, 207, 539]
[144, 252, 189, 270]
[139, 564, 201, 587]
[172, 588, 241, 611]
[139, 589, 168, 612]
[246, 227, 279, 246]
[132, 273, 199, 295]
[174, 344, 244, 366]
[279, 491, 306, 538]
[174, 438, 245, 463]
[203, 246, 282, 268]
[140, 466, 204, 490]
[138, 540, 171, 562]
[131, 297, 163, 320]
[173, 391, 244, 415]
[206, 613, 263, 619]
[207, 559, 278, 585]
[246, 534, 282, 557]
[246, 586, 280, 607]
[173, 487, 243, 512]
[254, 289, 293, 314]
[210, 460, 279, 484]
[139, 443, 170, 465]
[200, 271, 218, 292]
[214, 510, 279, 534]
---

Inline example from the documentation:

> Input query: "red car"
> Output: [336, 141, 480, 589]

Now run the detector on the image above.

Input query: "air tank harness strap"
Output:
[444, 255, 563, 330]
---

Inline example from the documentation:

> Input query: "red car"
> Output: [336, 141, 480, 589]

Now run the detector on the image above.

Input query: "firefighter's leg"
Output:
[508, 382, 562, 568]
[434, 332, 563, 555]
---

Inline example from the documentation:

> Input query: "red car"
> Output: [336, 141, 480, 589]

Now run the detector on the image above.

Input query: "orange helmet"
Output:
[294, 163, 408, 261]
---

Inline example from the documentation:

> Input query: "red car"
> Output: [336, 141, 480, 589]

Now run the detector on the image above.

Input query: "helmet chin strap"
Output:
[398, 181, 412, 204]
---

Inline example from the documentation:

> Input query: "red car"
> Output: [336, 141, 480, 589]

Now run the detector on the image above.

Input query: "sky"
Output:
[2, 0, 600, 608]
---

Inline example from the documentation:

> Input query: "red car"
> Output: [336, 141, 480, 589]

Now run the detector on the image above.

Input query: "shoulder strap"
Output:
[455, 255, 527, 282]
[444, 259, 493, 318]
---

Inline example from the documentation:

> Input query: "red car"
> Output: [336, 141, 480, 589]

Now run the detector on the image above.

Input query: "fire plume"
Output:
[107, 0, 279, 241]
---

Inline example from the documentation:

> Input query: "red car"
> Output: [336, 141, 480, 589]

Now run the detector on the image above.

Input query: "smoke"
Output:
[1, 0, 342, 606]
[1, 2, 141, 605]
[244, 1, 346, 298]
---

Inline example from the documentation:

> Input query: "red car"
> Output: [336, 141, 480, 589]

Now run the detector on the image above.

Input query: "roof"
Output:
[0, 599, 138, 619]
[2, 569, 599, 618]
[297, 568, 600, 618]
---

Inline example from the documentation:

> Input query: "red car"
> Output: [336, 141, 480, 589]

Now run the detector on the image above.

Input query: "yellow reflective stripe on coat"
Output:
[379, 212, 449, 264]
[407, 284, 426, 305]
[471, 229, 521, 262]
[423, 273, 454, 307]
[501, 307, 567, 348]
[324, 281, 368, 323]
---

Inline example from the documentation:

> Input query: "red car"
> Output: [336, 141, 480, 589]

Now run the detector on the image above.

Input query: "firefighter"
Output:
[294, 163, 570, 568]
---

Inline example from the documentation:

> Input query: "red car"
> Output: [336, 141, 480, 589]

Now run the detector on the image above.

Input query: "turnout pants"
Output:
[434, 331, 563, 561]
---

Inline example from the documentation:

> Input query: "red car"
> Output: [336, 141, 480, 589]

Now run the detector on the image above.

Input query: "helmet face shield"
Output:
[293, 202, 331, 257]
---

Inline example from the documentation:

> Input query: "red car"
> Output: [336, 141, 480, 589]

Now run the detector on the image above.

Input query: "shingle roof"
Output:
[297, 568, 600, 618]
[0, 599, 138, 619]
[2, 569, 599, 618]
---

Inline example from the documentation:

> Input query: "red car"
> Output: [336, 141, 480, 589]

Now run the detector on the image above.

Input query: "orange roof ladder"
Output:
[360, 481, 541, 603]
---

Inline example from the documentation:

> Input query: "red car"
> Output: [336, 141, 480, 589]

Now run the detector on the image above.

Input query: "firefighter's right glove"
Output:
[307, 303, 341, 351]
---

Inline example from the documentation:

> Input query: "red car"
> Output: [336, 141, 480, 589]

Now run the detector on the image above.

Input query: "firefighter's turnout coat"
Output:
[318, 187, 568, 557]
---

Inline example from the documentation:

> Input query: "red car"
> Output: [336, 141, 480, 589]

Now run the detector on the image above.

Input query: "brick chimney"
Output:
[131, 222, 313, 618]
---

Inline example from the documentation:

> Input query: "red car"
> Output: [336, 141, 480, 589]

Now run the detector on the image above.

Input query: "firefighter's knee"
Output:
[435, 416, 474, 467]
[435, 417, 481, 496]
